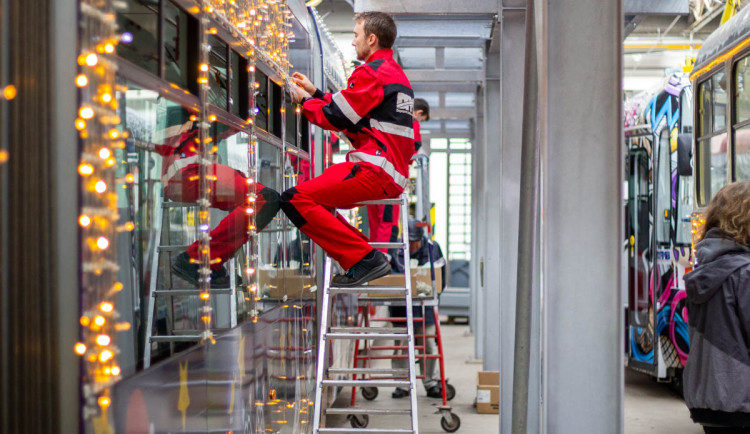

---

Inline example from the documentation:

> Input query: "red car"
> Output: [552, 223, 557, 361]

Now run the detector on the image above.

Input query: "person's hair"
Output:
[355, 11, 397, 49]
[414, 98, 430, 121]
[700, 181, 750, 245]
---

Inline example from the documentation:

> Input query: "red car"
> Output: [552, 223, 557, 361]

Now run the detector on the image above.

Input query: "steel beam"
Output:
[412, 82, 479, 92]
[624, 0, 688, 15]
[540, 0, 623, 432]
[405, 69, 483, 83]
[396, 36, 488, 48]
[354, 0, 502, 14]
[429, 108, 475, 120]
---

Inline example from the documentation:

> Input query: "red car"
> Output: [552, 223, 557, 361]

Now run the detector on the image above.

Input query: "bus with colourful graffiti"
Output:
[623, 72, 693, 387]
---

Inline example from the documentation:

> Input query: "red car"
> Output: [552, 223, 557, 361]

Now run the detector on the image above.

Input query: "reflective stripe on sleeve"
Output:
[332, 92, 362, 125]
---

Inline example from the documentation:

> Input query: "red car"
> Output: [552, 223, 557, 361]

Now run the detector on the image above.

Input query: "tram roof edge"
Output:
[693, 5, 750, 79]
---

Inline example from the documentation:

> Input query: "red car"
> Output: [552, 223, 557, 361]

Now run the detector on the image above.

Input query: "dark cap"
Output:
[407, 218, 424, 241]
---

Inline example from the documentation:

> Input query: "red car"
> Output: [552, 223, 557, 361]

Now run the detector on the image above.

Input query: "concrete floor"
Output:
[323, 320, 702, 433]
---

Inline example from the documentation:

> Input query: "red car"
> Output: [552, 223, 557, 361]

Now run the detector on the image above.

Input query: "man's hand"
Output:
[292, 72, 316, 94]
[289, 83, 311, 105]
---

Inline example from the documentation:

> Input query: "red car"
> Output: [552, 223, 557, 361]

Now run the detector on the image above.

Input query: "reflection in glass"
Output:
[712, 71, 727, 132]
[734, 124, 750, 181]
[698, 78, 713, 137]
[116, 0, 159, 75]
[208, 35, 228, 109]
[736, 56, 750, 123]
[164, 0, 192, 89]
[254, 71, 269, 131]
[697, 133, 728, 206]
[655, 129, 671, 244]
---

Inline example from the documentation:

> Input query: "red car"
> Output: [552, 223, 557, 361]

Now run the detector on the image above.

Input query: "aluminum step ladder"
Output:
[143, 199, 238, 368]
[312, 194, 419, 433]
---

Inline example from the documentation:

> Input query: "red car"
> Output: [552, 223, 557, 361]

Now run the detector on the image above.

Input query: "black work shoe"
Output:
[392, 387, 410, 399]
[426, 385, 443, 398]
[331, 250, 391, 287]
[171, 252, 231, 288]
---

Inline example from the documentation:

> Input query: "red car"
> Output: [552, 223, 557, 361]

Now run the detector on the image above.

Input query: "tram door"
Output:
[626, 144, 655, 369]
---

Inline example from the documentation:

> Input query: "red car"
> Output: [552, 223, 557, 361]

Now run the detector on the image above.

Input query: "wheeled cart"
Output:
[350, 282, 461, 432]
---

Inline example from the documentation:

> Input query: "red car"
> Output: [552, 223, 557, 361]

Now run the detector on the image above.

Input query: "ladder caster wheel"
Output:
[361, 386, 378, 400]
[440, 412, 461, 432]
[348, 414, 369, 428]
[445, 383, 456, 401]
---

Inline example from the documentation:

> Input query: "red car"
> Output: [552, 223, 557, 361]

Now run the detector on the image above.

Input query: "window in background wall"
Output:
[208, 35, 228, 110]
[163, 0, 193, 89]
[428, 137, 472, 261]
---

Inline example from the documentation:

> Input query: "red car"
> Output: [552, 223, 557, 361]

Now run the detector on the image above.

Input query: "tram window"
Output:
[230, 50, 247, 118]
[712, 71, 727, 131]
[656, 129, 671, 244]
[116, 0, 159, 76]
[735, 56, 750, 122]
[255, 71, 269, 131]
[270, 81, 283, 137]
[300, 118, 310, 153]
[696, 133, 728, 206]
[208, 35, 228, 110]
[163, 1, 194, 90]
[698, 78, 713, 136]
[285, 94, 297, 147]
[680, 88, 693, 134]
[733, 124, 750, 181]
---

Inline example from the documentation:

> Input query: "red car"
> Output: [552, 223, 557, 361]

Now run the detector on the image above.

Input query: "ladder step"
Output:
[329, 286, 406, 294]
[150, 335, 202, 342]
[322, 379, 411, 388]
[328, 367, 409, 376]
[369, 242, 406, 249]
[153, 289, 232, 296]
[318, 429, 414, 433]
[158, 244, 190, 251]
[356, 199, 402, 206]
[326, 332, 408, 340]
[330, 326, 406, 334]
[325, 408, 411, 415]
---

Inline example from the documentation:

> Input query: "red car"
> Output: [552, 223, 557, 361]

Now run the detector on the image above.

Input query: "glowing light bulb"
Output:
[100, 302, 113, 313]
[200, 63, 209, 72]
[246, 267, 255, 275]
[111, 366, 121, 376]
[74, 343, 87, 355]
[209, 27, 217, 35]
[245, 207, 254, 214]
[96, 237, 109, 250]
[85, 53, 98, 66]
[98, 397, 110, 408]
[0, 150, 7, 164]
[121, 32, 133, 44]
[101, 93, 112, 103]
[104, 43, 115, 54]
[98, 148, 111, 159]
[94, 315, 105, 326]
[75, 118, 86, 130]
[78, 164, 94, 176]
[96, 335, 111, 346]
[79, 107, 94, 119]
[113, 282, 124, 292]
[246, 177, 254, 184]
[209, 114, 217, 122]
[79, 215, 91, 227]
[108, 129, 119, 139]
[200, 292, 210, 300]
[75, 74, 88, 87]
[80, 316, 90, 326]
[94, 181, 107, 193]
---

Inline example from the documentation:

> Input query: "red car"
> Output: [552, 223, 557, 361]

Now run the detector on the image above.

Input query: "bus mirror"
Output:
[677, 134, 692, 176]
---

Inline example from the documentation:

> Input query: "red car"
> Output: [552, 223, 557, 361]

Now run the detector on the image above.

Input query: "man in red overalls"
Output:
[367, 98, 430, 265]
[285, 11, 415, 287]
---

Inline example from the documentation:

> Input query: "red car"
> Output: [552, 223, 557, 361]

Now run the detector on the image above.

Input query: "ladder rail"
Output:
[312, 256, 333, 432]
[399, 194, 419, 433]
[143, 201, 164, 368]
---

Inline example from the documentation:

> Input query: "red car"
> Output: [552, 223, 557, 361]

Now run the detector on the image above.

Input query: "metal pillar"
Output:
[52, 0, 79, 431]
[494, 2, 527, 433]
[539, 0, 623, 432]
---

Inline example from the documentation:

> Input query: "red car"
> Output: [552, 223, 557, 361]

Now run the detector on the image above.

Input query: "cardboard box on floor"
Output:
[367, 264, 443, 298]
[476, 371, 499, 414]
[258, 268, 316, 300]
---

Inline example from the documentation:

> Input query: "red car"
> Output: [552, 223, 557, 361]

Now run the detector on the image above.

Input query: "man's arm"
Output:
[299, 68, 384, 133]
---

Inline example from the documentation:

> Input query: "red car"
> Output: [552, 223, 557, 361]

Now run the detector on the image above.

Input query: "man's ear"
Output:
[367, 32, 378, 48]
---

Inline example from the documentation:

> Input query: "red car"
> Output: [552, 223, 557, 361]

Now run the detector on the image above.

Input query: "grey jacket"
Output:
[683, 228, 750, 427]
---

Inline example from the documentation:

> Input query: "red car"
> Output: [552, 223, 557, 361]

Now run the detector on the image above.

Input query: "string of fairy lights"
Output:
[75, 0, 295, 427]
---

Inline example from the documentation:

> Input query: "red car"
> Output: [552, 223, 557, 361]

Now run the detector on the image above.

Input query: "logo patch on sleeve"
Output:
[396, 92, 414, 114]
